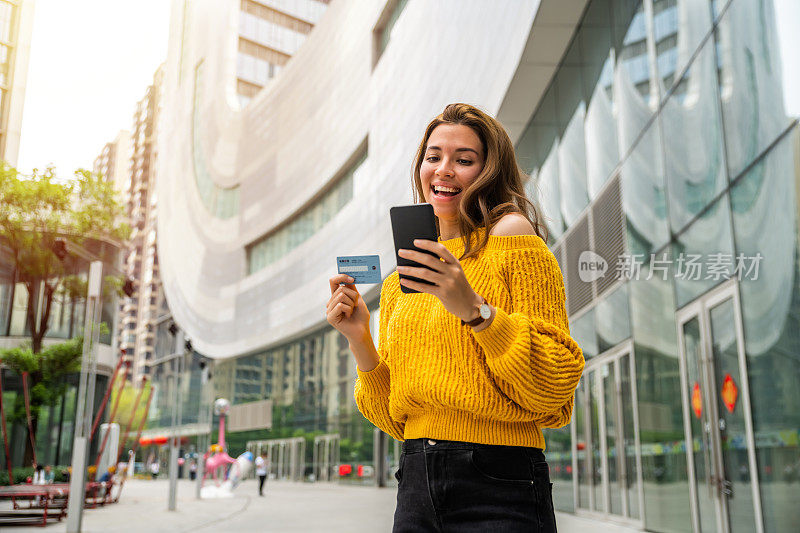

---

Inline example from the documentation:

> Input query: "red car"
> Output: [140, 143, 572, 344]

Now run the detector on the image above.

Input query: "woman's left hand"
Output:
[397, 239, 482, 322]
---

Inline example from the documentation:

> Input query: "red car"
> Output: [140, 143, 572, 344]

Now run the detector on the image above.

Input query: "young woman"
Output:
[326, 103, 584, 532]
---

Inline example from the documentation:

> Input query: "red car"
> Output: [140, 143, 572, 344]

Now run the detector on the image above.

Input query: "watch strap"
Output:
[461, 297, 488, 327]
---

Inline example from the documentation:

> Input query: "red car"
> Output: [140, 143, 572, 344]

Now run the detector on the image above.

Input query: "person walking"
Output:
[327, 103, 584, 532]
[255, 452, 268, 496]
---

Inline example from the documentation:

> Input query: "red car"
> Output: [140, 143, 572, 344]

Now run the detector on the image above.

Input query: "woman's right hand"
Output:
[327, 274, 371, 342]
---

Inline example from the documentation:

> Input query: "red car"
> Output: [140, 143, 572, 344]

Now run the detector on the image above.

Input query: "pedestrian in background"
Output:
[327, 103, 584, 532]
[255, 452, 268, 496]
[32, 464, 45, 485]
[43, 465, 54, 484]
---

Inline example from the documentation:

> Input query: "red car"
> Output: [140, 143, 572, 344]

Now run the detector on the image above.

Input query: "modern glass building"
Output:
[513, 1, 798, 531]
[0, 238, 121, 470]
[154, 0, 797, 531]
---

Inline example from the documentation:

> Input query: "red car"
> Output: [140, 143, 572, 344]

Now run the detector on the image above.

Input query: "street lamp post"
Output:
[151, 327, 187, 511]
[66, 261, 103, 533]
[167, 331, 185, 511]
[195, 359, 212, 499]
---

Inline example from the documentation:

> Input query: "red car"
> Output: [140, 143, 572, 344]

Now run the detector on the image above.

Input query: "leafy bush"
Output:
[0, 465, 71, 486]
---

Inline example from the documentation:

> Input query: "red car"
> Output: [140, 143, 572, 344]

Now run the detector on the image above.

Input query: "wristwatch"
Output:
[461, 296, 492, 327]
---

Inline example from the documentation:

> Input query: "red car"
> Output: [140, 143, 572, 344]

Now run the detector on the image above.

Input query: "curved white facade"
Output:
[157, 0, 545, 358]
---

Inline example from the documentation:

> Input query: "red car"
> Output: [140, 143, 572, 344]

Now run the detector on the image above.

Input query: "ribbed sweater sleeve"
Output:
[353, 275, 405, 441]
[471, 246, 584, 427]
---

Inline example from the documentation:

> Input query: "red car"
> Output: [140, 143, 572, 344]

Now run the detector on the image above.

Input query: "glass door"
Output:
[676, 280, 763, 533]
[574, 341, 644, 525]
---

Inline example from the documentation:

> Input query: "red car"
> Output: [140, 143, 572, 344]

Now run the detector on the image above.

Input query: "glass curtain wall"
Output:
[519, 0, 799, 531]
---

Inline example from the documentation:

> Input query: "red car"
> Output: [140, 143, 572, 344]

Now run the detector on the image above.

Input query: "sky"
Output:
[16, 0, 172, 177]
[13, 0, 799, 179]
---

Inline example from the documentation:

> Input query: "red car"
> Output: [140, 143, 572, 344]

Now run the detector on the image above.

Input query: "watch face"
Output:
[479, 303, 491, 319]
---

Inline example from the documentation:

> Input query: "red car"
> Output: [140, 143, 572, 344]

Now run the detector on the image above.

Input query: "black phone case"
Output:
[390, 204, 440, 294]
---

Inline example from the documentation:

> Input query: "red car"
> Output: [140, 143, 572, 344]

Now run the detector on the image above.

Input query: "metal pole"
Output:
[196, 362, 209, 499]
[66, 261, 103, 533]
[168, 331, 184, 511]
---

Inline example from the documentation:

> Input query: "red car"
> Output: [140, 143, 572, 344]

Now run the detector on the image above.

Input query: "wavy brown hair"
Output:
[412, 103, 548, 260]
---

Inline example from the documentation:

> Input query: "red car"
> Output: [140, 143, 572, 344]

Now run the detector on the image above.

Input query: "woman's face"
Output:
[420, 123, 485, 221]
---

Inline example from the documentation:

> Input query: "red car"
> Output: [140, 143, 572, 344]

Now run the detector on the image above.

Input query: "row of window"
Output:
[239, 12, 308, 57]
[237, 51, 283, 87]
[246, 148, 365, 274]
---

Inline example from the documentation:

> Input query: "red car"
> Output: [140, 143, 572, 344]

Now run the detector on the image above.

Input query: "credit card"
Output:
[337, 255, 381, 284]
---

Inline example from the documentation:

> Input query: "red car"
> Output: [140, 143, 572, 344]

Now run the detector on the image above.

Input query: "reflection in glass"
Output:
[730, 128, 800, 532]
[581, 0, 619, 197]
[682, 316, 718, 532]
[716, 0, 794, 178]
[557, 102, 590, 226]
[619, 353, 641, 519]
[620, 117, 670, 258]
[555, 44, 590, 226]
[534, 140, 564, 240]
[603, 364, 621, 514]
[616, 3, 656, 109]
[544, 425, 574, 512]
[653, 0, 714, 95]
[570, 308, 598, 360]
[9, 282, 30, 336]
[575, 381, 591, 509]
[630, 261, 692, 532]
[0, 279, 10, 334]
[47, 292, 71, 339]
[585, 55, 619, 197]
[672, 195, 735, 307]
[590, 372, 603, 511]
[662, 38, 727, 234]
[595, 283, 632, 352]
[709, 298, 757, 532]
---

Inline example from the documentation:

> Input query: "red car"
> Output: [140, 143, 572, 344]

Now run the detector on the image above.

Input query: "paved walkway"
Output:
[2, 478, 635, 532]
[3, 478, 396, 532]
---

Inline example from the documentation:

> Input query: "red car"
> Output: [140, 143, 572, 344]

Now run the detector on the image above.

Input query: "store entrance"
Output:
[676, 279, 763, 533]
[574, 340, 644, 526]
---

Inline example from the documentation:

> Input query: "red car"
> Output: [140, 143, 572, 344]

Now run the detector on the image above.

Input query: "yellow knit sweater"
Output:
[354, 228, 585, 449]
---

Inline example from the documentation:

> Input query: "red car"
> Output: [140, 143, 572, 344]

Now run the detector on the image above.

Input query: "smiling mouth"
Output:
[431, 185, 462, 199]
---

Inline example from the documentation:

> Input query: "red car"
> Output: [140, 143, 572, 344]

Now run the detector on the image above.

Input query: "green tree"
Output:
[1, 336, 83, 421]
[0, 163, 129, 464]
[0, 164, 129, 353]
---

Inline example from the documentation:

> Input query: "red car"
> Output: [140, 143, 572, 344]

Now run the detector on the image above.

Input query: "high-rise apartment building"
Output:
[0, 0, 34, 166]
[93, 130, 133, 200]
[97, 67, 165, 381]
[235, 0, 330, 108]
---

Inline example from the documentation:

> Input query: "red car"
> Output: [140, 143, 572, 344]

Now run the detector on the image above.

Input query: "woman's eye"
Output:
[458, 159, 473, 165]
[425, 156, 439, 162]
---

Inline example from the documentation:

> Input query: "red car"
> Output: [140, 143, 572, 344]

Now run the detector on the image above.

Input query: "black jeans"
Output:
[393, 438, 557, 533]
[258, 474, 267, 495]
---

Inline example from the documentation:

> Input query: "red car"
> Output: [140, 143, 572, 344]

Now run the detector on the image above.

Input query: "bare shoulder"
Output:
[489, 213, 536, 237]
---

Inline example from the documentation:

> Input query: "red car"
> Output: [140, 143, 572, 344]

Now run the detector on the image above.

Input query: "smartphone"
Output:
[390, 203, 439, 294]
